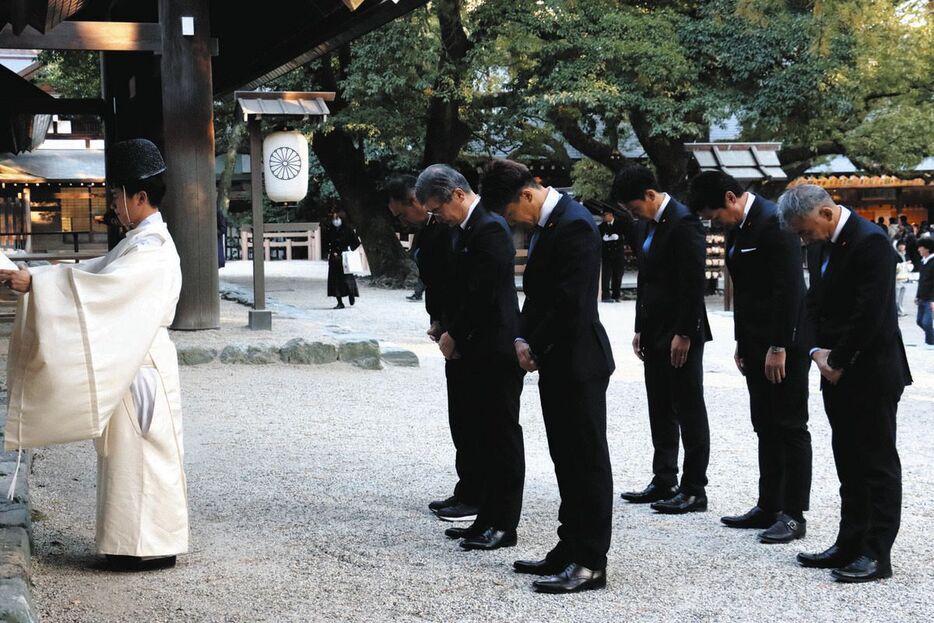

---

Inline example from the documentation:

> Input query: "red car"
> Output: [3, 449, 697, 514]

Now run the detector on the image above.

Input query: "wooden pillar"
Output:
[248, 118, 271, 330]
[159, 0, 220, 330]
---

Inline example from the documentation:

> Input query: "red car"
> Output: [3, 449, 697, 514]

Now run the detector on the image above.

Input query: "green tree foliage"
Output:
[32, 50, 100, 98]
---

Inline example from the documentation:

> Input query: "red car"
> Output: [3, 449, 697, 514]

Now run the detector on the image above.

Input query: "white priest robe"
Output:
[5, 212, 189, 557]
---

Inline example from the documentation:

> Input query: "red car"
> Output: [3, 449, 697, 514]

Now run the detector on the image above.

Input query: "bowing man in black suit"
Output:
[613, 165, 712, 514]
[778, 184, 911, 583]
[480, 159, 615, 594]
[688, 171, 812, 544]
[414, 164, 525, 552]
[387, 175, 482, 523]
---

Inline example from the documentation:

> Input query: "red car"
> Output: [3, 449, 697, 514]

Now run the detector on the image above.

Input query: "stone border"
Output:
[177, 337, 418, 370]
[0, 386, 39, 623]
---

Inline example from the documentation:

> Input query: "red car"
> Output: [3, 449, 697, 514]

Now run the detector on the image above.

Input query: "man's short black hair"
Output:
[480, 159, 539, 214]
[386, 174, 417, 202]
[889, 217, 899, 224]
[687, 170, 744, 214]
[611, 165, 660, 203]
[918, 238, 934, 252]
[123, 173, 166, 207]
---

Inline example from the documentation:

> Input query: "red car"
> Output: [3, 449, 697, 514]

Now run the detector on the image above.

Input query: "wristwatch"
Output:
[769, 346, 786, 354]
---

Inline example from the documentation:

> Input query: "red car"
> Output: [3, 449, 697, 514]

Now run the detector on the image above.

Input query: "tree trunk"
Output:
[629, 108, 701, 197]
[421, 0, 471, 166]
[551, 107, 625, 172]
[217, 120, 245, 216]
[309, 52, 414, 285]
[312, 126, 414, 284]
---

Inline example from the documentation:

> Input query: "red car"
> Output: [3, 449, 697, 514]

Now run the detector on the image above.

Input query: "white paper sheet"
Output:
[0, 253, 18, 271]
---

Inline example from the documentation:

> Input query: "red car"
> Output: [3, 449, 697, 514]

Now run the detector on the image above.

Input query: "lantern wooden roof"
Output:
[235, 91, 335, 121]
[686, 142, 788, 182]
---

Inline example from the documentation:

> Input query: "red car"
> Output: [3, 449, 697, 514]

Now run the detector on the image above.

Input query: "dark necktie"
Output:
[528, 225, 544, 257]
[451, 227, 464, 252]
[642, 221, 657, 255]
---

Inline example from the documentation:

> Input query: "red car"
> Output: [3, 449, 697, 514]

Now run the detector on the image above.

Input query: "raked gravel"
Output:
[24, 262, 934, 622]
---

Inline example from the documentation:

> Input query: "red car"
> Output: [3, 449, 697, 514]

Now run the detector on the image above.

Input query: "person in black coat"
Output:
[415, 164, 525, 552]
[481, 159, 615, 594]
[689, 171, 812, 544]
[779, 184, 912, 583]
[386, 175, 482, 523]
[324, 210, 361, 309]
[916, 238, 934, 347]
[613, 165, 712, 515]
[599, 208, 626, 302]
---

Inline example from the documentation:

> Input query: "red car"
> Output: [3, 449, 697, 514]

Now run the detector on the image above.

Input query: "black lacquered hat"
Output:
[107, 139, 167, 186]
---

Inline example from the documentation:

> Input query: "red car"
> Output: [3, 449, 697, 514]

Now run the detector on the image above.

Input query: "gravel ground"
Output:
[24, 262, 934, 622]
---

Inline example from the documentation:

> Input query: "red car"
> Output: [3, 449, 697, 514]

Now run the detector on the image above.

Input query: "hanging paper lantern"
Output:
[263, 130, 309, 203]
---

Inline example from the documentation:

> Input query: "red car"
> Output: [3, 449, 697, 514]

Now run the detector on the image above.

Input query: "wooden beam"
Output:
[0, 21, 163, 52]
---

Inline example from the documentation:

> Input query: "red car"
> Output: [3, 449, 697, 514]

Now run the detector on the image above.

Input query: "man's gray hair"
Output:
[415, 164, 472, 205]
[777, 184, 835, 227]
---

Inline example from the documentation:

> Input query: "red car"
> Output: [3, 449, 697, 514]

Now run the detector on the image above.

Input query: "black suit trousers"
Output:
[463, 356, 525, 531]
[601, 252, 625, 300]
[823, 382, 902, 564]
[538, 370, 613, 570]
[445, 359, 484, 506]
[643, 339, 709, 495]
[740, 344, 812, 513]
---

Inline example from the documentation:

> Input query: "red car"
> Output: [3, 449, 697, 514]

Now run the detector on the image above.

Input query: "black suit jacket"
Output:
[447, 202, 520, 362]
[634, 197, 712, 349]
[918, 257, 934, 302]
[413, 215, 455, 326]
[726, 195, 807, 349]
[520, 195, 615, 381]
[805, 210, 912, 393]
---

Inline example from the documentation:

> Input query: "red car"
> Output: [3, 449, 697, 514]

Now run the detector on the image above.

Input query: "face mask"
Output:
[332, 218, 342, 228]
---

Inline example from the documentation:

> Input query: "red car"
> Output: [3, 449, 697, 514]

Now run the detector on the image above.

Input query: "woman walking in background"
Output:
[325, 209, 361, 309]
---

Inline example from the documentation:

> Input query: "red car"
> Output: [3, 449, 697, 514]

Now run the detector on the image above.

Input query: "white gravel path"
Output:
[24, 262, 934, 622]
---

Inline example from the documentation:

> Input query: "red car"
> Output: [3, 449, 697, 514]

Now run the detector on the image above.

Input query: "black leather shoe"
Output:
[831, 556, 892, 583]
[98, 555, 177, 572]
[429, 495, 457, 512]
[620, 483, 679, 504]
[651, 492, 707, 514]
[445, 524, 483, 540]
[435, 502, 478, 523]
[533, 563, 607, 594]
[759, 514, 806, 544]
[796, 545, 856, 569]
[513, 558, 568, 576]
[460, 527, 517, 551]
[721, 506, 777, 529]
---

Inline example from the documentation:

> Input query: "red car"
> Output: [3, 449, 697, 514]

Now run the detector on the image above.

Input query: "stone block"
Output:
[0, 577, 38, 623]
[220, 344, 279, 365]
[279, 339, 338, 365]
[338, 338, 382, 370]
[0, 506, 29, 533]
[0, 529, 30, 581]
[380, 346, 419, 368]
[177, 346, 217, 366]
[0, 476, 27, 506]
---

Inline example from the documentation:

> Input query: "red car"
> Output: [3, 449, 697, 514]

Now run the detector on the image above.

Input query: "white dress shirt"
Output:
[460, 195, 481, 230]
